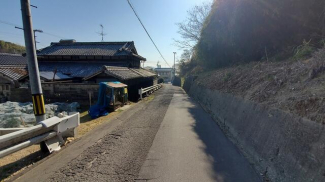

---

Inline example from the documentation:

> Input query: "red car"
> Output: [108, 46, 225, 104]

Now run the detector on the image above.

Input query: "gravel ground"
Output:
[16, 85, 175, 182]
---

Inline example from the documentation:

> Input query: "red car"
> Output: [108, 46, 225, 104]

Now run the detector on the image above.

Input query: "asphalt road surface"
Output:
[15, 84, 261, 182]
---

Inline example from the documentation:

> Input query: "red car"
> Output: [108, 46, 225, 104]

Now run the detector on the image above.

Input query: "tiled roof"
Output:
[130, 68, 157, 77]
[0, 53, 27, 67]
[84, 66, 157, 81]
[0, 68, 28, 80]
[37, 41, 146, 60]
[104, 66, 142, 80]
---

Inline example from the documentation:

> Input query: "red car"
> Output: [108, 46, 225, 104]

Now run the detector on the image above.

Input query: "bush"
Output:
[172, 76, 181, 87]
[158, 78, 164, 84]
[293, 40, 315, 60]
[0, 40, 25, 54]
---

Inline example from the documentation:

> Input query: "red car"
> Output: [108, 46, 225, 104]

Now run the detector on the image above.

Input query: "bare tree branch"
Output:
[174, 1, 212, 50]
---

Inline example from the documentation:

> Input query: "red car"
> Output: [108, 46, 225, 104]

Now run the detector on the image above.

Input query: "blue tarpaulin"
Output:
[88, 82, 115, 119]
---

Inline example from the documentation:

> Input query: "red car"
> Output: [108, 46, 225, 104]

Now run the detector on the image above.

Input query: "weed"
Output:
[181, 77, 185, 88]
[144, 95, 155, 102]
[319, 39, 325, 47]
[266, 74, 275, 81]
[293, 40, 315, 60]
[223, 72, 232, 82]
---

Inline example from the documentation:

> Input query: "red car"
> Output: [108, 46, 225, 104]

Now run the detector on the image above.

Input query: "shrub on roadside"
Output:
[293, 40, 315, 60]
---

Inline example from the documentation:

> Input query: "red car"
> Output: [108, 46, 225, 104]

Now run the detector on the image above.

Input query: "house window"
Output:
[103, 56, 110, 60]
[6, 85, 9, 90]
[95, 56, 102, 60]
[72, 56, 79, 60]
[80, 56, 87, 60]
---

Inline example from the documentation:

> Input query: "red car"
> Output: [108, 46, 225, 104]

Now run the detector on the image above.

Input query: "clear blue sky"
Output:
[0, 0, 209, 68]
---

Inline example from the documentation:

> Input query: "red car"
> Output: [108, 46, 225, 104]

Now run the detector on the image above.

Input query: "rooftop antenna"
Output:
[97, 24, 107, 42]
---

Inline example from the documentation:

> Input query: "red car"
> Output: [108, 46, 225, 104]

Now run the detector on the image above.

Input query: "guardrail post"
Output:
[139, 88, 143, 100]
[137, 84, 163, 100]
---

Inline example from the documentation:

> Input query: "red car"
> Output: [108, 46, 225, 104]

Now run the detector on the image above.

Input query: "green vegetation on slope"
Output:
[0, 40, 25, 54]
[193, 0, 325, 69]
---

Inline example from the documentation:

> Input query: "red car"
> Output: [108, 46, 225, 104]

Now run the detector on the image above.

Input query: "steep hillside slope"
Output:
[193, 49, 325, 123]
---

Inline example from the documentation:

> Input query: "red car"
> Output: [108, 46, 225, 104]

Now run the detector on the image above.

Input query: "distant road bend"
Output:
[16, 84, 261, 182]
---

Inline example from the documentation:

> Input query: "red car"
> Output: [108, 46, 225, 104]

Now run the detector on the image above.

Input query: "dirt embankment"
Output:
[194, 49, 325, 123]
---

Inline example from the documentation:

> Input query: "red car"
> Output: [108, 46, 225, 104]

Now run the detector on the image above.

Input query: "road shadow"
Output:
[179, 95, 261, 182]
[0, 149, 49, 181]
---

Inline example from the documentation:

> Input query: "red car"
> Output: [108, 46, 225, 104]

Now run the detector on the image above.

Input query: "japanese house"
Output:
[0, 40, 157, 104]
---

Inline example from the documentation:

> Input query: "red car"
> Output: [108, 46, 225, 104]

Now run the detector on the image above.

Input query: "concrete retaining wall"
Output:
[186, 79, 325, 182]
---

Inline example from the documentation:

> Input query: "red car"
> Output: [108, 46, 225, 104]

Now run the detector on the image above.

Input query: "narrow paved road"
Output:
[15, 84, 260, 182]
[138, 87, 260, 182]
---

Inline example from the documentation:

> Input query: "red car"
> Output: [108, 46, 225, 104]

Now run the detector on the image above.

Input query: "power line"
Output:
[0, 20, 19, 27]
[42, 32, 65, 39]
[0, 19, 65, 39]
[0, 31, 24, 37]
[126, 0, 171, 68]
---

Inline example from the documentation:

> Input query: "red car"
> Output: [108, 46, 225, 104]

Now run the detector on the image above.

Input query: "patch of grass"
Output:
[319, 39, 325, 47]
[223, 72, 232, 82]
[293, 40, 315, 60]
[266, 74, 275, 81]
[77, 111, 119, 136]
[181, 77, 185, 88]
[145, 95, 155, 102]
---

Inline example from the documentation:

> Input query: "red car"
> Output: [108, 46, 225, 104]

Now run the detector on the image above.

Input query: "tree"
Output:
[180, 49, 191, 61]
[177, 49, 195, 76]
[0, 40, 25, 54]
[174, 1, 212, 50]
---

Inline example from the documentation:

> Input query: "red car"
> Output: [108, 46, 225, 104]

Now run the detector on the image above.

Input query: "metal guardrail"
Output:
[0, 113, 80, 158]
[138, 84, 163, 100]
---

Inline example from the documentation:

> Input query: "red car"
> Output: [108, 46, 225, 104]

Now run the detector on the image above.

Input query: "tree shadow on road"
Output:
[181, 96, 261, 182]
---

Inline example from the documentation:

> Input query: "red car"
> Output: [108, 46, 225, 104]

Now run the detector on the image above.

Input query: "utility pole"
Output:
[15, 27, 43, 50]
[173, 52, 176, 77]
[20, 0, 46, 122]
[33, 29, 43, 50]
